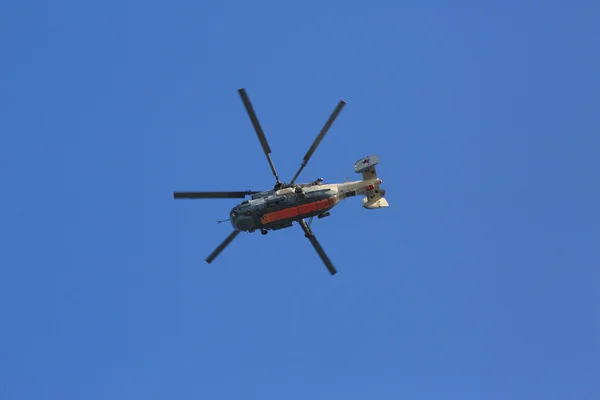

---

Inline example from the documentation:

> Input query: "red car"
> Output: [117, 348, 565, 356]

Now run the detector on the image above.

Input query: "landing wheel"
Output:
[261, 229, 268, 235]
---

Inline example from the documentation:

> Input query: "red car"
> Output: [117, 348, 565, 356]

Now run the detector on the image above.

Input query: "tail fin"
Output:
[363, 194, 389, 209]
[354, 155, 389, 209]
[354, 155, 379, 179]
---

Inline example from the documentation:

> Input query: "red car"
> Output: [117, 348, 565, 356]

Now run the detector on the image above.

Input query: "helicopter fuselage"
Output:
[174, 85, 391, 274]
[229, 178, 382, 233]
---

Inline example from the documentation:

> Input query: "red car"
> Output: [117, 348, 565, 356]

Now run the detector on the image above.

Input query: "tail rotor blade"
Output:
[206, 230, 240, 264]
[298, 219, 337, 275]
[290, 100, 346, 185]
[238, 88, 281, 184]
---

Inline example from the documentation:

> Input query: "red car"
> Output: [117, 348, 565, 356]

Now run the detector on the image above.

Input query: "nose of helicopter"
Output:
[229, 207, 239, 230]
[229, 207, 255, 231]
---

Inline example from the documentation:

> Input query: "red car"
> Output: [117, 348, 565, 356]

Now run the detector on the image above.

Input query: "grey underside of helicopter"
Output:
[231, 188, 335, 232]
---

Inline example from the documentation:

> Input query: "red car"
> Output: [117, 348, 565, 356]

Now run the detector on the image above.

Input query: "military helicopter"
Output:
[174, 88, 389, 275]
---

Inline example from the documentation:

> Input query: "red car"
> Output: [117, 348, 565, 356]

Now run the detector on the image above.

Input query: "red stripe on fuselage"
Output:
[261, 197, 336, 224]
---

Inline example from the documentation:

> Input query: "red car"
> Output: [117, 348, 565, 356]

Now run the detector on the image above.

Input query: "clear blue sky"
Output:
[1, 1, 598, 399]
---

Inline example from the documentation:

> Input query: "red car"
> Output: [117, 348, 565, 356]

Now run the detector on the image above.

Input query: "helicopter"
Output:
[173, 88, 389, 275]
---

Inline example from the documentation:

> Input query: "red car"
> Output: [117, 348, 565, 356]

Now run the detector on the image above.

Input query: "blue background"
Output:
[1, 1, 598, 399]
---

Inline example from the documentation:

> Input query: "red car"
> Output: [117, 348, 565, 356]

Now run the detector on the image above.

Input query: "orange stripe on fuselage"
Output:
[261, 198, 336, 224]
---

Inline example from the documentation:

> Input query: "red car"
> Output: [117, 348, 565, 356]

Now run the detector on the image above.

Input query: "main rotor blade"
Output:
[206, 230, 240, 264]
[298, 219, 337, 275]
[174, 191, 257, 199]
[290, 100, 346, 185]
[238, 88, 280, 184]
